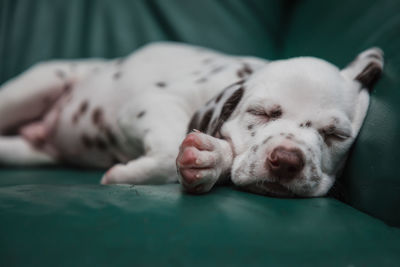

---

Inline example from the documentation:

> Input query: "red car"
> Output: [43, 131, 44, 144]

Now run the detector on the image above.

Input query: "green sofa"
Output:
[1, 0, 400, 266]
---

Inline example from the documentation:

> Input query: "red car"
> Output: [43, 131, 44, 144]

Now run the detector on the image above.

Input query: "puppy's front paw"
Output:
[176, 131, 232, 194]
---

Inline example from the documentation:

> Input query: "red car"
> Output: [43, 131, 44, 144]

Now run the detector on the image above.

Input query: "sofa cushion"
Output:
[1, 170, 400, 266]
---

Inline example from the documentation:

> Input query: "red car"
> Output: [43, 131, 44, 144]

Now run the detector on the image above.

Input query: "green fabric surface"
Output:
[282, 0, 400, 227]
[0, 0, 284, 83]
[1, 173, 400, 266]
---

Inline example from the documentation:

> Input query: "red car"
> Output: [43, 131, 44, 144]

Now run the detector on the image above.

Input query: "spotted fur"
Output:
[0, 43, 383, 198]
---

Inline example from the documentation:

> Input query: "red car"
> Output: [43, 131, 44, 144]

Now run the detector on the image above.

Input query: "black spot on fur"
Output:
[71, 101, 89, 125]
[199, 109, 213, 132]
[79, 101, 88, 115]
[156, 82, 167, 88]
[251, 132, 256, 137]
[137, 111, 146, 118]
[243, 63, 253, 74]
[55, 69, 66, 79]
[215, 91, 224, 103]
[81, 134, 93, 149]
[196, 77, 208, 84]
[355, 62, 382, 90]
[252, 145, 259, 152]
[237, 64, 253, 78]
[305, 121, 312, 127]
[210, 66, 225, 74]
[63, 83, 72, 93]
[92, 108, 104, 125]
[211, 87, 244, 136]
[237, 70, 245, 78]
[113, 71, 122, 79]
[95, 137, 107, 150]
[202, 58, 213, 64]
[247, 124, 254, 130]
[262, 136, 272, 144]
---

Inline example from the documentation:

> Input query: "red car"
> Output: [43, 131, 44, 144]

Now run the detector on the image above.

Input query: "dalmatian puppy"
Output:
[0, 42, 383, 197]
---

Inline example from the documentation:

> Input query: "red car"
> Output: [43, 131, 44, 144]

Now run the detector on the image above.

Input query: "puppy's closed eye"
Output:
[247, 105, 282, 121]
[247, 108, 268, 117]
[319, 125, 351, 144]
[269, 108, 282, 119]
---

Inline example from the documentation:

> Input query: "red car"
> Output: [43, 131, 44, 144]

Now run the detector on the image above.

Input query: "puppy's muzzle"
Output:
[267, 146, 305, 181]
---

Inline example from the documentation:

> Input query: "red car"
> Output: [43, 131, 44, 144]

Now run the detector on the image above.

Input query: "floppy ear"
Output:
[341, 48, 384, 136]
[187, 80, 245, 137]
[341, 47, 384, 91]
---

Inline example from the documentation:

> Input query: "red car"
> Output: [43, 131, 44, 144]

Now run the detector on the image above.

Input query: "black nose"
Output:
[267, 146, 305, 181]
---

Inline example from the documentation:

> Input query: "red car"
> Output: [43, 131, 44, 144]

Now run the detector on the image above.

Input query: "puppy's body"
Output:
[0, 43, 264, 166]
[0, 42, 383, 197]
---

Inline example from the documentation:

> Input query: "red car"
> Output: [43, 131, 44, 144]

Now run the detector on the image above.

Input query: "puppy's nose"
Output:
[267, 146, 305, 180]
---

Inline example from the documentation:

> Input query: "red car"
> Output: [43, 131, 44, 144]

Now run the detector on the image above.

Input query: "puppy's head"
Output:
[219, 48, 383, 197]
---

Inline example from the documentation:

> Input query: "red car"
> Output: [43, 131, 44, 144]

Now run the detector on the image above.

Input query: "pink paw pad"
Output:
[176, 132, 216, 193]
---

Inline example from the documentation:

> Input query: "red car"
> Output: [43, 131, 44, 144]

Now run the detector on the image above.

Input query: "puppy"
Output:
[0, 42, 383, 197]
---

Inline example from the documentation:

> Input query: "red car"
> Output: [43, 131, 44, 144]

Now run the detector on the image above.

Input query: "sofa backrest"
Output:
[0, 0, 283, 82]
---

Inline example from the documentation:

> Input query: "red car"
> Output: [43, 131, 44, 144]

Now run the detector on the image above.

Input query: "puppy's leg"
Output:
[0, 136, 55, 166]
[102, 132, 234, 189]
[101, 100, 188, 185]
[101, 155, 178, 185]
[176, 131, 234, 193]
[0, 60, 106, 133]
[100, 132, 183, 185]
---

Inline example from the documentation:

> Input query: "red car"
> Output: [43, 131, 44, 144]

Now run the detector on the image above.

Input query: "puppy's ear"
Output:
[341, 47, 384, 91]
[342, 48, 384, 137]
[187, 81, 245, 136]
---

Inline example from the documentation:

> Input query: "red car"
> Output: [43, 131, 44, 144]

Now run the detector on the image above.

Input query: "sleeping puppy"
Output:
[0, 42, 383, 197]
